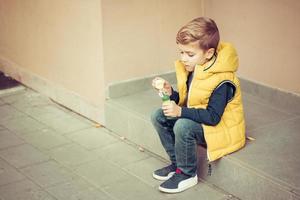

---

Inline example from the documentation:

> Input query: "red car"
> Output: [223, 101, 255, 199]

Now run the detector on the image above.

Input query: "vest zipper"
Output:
[190, 66, 212, 163]
[186, 66, 197, 108]
[207, 163, 212, 176]
[187, 65, 212, 172]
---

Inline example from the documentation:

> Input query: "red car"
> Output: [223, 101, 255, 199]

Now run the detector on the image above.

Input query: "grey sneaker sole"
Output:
[152, 171, 175, 181]
[158, 175, 198, 193]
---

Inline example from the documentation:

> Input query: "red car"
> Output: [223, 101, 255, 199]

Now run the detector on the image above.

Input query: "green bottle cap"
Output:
[162, 94, 170, 101]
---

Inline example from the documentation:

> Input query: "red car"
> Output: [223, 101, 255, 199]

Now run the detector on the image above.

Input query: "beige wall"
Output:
[0, 0, 203, 124]
[102, 0, 203, 85]
[0, 0, 104, 106]
[1, 1, 299, 124]
[204, 0, 300, 95]
[0, 0, 105, 122]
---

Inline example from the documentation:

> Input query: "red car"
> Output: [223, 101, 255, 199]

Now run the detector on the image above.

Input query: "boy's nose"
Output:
[181, 54, 189, 63]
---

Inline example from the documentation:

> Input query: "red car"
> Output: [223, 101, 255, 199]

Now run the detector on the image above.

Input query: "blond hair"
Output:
[176, 17, 220, 51]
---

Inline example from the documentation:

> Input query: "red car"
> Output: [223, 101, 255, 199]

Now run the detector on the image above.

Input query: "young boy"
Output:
[151, 17, 246, 193]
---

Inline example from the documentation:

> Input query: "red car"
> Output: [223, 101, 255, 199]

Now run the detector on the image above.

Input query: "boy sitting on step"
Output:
[151, 17, 246, 193]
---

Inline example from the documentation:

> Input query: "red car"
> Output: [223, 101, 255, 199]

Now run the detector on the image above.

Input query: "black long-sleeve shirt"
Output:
[170, 80, 234, 126]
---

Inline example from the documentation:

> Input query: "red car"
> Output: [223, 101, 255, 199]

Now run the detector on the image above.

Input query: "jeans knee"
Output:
[173, 119, 191, 139]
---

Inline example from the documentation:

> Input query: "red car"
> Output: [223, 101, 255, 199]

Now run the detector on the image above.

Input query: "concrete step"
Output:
[104, 73, 300, 200]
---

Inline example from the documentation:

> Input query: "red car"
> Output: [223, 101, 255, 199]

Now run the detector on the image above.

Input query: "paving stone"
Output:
[0, 115, 46, 136]
[123, 157, 168, 187]
[219, 195, 240, 200]
[22, 104, 76, 119]
[46, 177, 92, 199]
[0, 105, 25, 123]
[48, 143, 98, 168]
[0, 99, 5, 106]
[22, 128, 71, 151]
[170, 181, 228, 200]
[102, 176, 167, 200]
[0, 89, 30, 103]
[0, 144, 49, 168]
[67, 111, 97, 127]
[66, 188, 113, 200]
[46, 178, 112, 200]
[20, 160, 76, 187]
[38, 114, 92, 134]
[93, 141, 150, 167]
[0, 179, 56, 200]
[66, 127, 119, 150]
[0, 86, 25, 98]
[1, 89, 53, 108]
[22, 105, 70, 123]
[0, 158, 25, 186]
[0, 129, 25, 150]
[74, 159, 131, 188]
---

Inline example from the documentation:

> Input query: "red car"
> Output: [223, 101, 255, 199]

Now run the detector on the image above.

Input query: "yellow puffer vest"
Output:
[175, 42, 246, 162]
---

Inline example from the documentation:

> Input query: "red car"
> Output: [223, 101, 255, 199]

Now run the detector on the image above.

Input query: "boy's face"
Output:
[178, 41, 214, 72]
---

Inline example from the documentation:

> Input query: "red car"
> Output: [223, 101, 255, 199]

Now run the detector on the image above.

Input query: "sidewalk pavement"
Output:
[0, 87, 234, 200]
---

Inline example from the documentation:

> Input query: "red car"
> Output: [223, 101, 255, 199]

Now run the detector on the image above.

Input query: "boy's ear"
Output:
[205, 48, 215, 60]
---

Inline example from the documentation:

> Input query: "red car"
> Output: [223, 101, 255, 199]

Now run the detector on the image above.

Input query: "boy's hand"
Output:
[152, 77, 172, 96]
[162, 101, 182, 117]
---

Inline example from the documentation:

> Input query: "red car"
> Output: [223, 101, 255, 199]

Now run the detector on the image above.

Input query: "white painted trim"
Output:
[0, 55, 105, 125]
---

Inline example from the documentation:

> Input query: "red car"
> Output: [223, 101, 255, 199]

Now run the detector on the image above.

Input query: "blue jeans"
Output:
[151, 108, 206, 176]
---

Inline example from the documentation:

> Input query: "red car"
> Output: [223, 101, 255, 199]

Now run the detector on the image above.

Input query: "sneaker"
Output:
[152, 164, 176, 181]
[158, 168, 198, 193]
